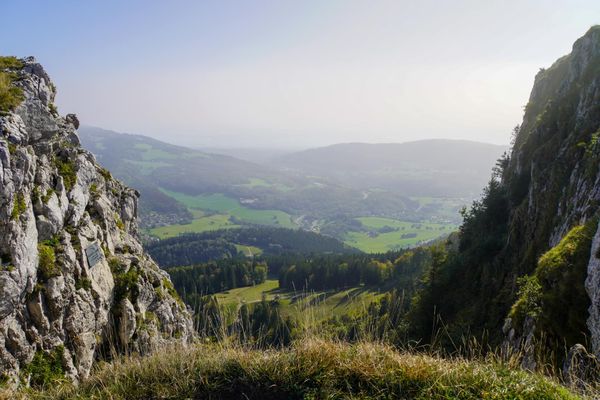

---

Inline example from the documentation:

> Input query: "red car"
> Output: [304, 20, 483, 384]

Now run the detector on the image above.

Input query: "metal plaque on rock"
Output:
[85, 242, 103, 267]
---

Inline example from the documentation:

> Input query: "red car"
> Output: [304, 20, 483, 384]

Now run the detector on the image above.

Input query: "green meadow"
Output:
[344, 216, 456, 253]
[159, 190, 297, 229]
[133, 142, 180, 160]
[148, 213, 239, 239]
[215, 279, 386, 324]
[234, 244, 263, 257]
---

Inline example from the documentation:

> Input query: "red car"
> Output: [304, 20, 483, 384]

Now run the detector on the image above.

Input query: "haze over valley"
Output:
[79, 125, 506, 252]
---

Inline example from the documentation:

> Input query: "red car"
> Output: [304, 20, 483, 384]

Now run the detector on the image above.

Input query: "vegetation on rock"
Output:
[0, 56, 24, 113]
[37, 243, 60, 281]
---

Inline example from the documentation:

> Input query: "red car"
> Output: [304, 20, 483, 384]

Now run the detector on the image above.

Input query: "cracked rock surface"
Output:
[0, 57, 193, 384]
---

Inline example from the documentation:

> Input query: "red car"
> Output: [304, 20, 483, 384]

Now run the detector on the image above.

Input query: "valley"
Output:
[80, 127, 496, 253]
[3, 4, 599, 397]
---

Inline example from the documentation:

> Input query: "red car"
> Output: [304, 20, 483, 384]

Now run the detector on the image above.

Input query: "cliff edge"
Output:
[0, 57, 194, 385]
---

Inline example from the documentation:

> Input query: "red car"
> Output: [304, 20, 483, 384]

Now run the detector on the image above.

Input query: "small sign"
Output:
[85, 242, 103, 267]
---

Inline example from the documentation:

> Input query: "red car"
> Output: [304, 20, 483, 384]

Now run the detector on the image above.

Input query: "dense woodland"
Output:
[193, 294, 295, 347]
[146, 227, 358, 268]
[278, 248, 431, 290]
[167, 243, 444, 348]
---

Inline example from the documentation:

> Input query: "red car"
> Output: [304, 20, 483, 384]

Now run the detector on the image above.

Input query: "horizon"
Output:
[81, 124, 510, 152]
[3, 1, 600, 148]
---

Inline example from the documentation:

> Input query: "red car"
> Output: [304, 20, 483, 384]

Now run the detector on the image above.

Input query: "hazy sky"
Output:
[3, 1, 600, 148]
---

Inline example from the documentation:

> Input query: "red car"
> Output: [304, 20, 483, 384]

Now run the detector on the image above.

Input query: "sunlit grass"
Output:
[11, 338, 582, 399]
[148, 213, 239, 238]
[344, 217, 456, 253]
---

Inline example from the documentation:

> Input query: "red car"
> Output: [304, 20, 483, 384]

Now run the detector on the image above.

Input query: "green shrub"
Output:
[89, 183, 99, 198]
[0, 72, 24, 114]
[20, 346, 65, 389]
[31, 185, 41, 204]
[0, 57, 24, 114]
[38, 243, 60, 281]
[509, 275, 542, 327]
[48, 102, 58, 116]
[162, 278, 184, 307]
[509, 219, 597, 349]
[41, 188, 55, 204]
[0, 56, 24, 70]
[98, 167, 112, 181]
[0, 264, 14, 272]
[54, 158, 77, 191]
[10, 191, 26, 221]
[113, 263, 139, 303]
[75, 277, 92, 291]
[535, 220, 597, 346]
[42, 235, 61, 248]
[114, 213, 125, 230]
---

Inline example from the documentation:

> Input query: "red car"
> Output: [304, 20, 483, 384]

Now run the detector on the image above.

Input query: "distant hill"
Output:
[79, 126, 280, 191]
[78, 127, 427, 230]
[274, 140, 508, 197]
[79, 126, 295, 227]
[199, 146, 298, 164]
[78, 127, 498, 250]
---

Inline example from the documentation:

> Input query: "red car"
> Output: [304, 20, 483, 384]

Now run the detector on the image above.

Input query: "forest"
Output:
[145, 226, 358, 268]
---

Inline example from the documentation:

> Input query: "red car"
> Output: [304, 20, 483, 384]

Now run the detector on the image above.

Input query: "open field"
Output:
[237, 177, 273, 188]
[343, 216, 457, 253]
[161, 190, 297, 228]
[134, 142, 180, 160]
[215, 279, 386, 323]
[410, 196, 466, 222]
[234, 244, 263, 257]
[147, 214, 239, 239]
[236, 177, 294, 192]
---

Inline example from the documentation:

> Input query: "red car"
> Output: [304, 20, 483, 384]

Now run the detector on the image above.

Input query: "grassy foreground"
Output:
[8, 339, 581, 400]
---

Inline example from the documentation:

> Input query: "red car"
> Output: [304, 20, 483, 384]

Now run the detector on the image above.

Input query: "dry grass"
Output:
[4, 338, 583, 400]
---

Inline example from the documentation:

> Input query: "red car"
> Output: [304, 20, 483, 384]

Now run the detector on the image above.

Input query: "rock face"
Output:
[562, 344, 600, 390]
[0, 58, 194, 384]
[498, 26, 600, 353]
[586, 222, 600, 354]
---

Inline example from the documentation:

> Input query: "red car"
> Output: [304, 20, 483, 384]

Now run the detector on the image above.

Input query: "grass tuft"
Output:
[12, 339, 582, 399]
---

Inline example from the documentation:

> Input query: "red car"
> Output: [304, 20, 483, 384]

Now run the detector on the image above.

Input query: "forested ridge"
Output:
[146, 226, 358, 268]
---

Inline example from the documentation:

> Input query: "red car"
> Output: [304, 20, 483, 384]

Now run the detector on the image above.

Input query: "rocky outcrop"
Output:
[586, 221, 600, 355]
[563, 344, 600, 390]
[0, 57, 194, 385]
[499, 26, 600, 353]
[501, 316, 537, 371]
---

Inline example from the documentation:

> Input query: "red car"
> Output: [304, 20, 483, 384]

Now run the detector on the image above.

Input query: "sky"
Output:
[2, 1, 600, 149]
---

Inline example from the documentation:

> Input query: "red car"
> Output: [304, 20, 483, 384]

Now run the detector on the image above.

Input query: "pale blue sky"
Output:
[2, 1, 600, 148]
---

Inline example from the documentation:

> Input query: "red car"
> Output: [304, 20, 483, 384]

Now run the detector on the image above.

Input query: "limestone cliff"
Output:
[0, 57, 194, 384]
[500, 26, 600, 353]
[402, 27, 600, 376]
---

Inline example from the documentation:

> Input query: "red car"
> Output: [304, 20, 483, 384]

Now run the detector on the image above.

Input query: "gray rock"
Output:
[563, 344, 600, 390]
[500, 316, 537, 371]
[65, 114, 79, 130]
[118, 298, 137, 347]
[0, 59, 194, 383]
[586, 221, 600, 356]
